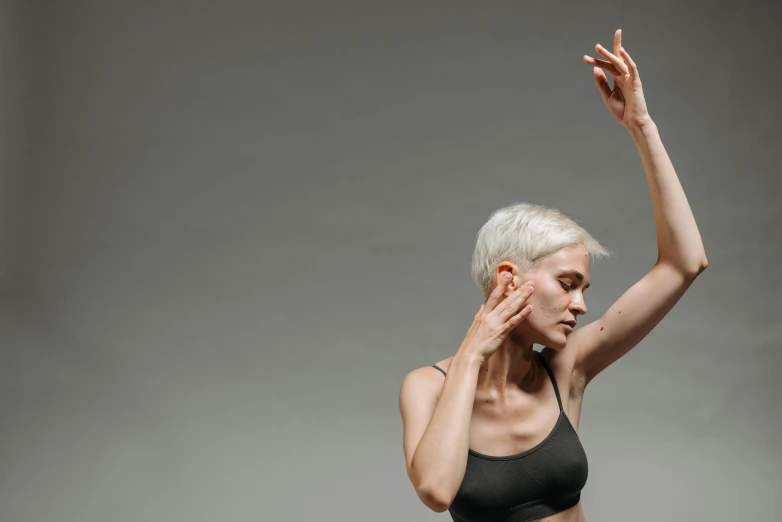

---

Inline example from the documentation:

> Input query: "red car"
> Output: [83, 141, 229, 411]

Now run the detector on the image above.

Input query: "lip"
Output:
[560, 322, 575, 331]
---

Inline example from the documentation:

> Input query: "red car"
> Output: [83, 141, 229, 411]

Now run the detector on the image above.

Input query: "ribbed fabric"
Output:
[431, 352, 588, 522]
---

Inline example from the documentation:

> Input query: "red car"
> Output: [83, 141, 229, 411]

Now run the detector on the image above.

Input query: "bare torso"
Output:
[432, 348, 587, 522]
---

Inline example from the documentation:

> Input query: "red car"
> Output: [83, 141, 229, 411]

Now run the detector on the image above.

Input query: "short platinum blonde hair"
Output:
[471, 202, 611, 299]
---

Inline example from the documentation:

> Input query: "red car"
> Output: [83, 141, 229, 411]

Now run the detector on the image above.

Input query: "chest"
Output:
[467, 380, 582, 458]
[451, 412, 589, 521]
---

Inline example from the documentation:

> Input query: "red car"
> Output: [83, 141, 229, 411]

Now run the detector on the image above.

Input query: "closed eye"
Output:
[560, 281, 571, 291]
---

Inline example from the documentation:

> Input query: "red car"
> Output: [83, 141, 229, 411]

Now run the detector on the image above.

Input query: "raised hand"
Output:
[457, 274, 534, 362]
[582, 29, 651, 130]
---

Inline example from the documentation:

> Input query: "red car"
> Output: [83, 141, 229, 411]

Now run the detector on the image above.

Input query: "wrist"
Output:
[626, 116, 658, 141]
[452, 350, 486, 368]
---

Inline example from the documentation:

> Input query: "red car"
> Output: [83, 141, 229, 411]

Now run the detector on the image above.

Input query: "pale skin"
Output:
[399, 29, 708, 521]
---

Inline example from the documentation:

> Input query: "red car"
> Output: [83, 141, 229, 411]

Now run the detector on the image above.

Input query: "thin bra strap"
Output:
[431, 365, 447, 376]
[536, 352, 564, 412]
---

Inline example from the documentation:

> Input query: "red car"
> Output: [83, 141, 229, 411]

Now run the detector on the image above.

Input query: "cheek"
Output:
[523, 299, 557, 331]
[528, 290, 561, 317]
[520, 306, 566, 345]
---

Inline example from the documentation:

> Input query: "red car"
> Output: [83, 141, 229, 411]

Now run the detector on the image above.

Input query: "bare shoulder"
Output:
[399, 362, 449, 411]
[398, 363, 450, 471]
[400, 358, 451, 400]
[434, 356, 455, 374]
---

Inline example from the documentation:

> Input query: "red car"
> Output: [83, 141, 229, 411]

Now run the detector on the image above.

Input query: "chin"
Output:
[519, 324, 569, 351]
[545, 340, 568, 351]
[539, 329, 569, 351]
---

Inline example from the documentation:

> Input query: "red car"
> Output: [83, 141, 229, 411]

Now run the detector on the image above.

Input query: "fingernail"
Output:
[503, 273, 511, 281]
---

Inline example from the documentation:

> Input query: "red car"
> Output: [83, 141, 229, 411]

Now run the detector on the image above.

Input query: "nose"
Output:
[570, 293, 587, 317]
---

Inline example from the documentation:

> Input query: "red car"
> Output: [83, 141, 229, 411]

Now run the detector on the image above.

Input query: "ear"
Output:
[495, 262, 521, 294]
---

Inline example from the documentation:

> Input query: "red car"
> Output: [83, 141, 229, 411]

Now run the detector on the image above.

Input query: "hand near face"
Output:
[456, 274, 535, 362]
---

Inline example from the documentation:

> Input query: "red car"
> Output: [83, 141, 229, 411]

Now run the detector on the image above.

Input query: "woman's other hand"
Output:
[583, 29, 651, 130]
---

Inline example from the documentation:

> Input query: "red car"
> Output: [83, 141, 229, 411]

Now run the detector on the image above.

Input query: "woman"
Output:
[398, 29, 707, 522]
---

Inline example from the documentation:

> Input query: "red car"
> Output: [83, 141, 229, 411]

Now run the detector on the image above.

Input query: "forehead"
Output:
[539, 244, 592, 276]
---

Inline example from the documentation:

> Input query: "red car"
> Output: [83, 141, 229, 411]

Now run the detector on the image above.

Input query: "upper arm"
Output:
[570, 261, 704, 385]
[399, 368, 442, 478]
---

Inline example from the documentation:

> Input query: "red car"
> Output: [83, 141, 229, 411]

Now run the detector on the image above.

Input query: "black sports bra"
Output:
[431, 351, 588, 522]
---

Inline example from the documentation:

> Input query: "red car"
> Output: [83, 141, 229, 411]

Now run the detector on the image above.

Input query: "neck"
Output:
[477, 332, 538, 397]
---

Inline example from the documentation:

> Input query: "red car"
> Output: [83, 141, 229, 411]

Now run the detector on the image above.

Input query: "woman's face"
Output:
[501, 244, 591, 350]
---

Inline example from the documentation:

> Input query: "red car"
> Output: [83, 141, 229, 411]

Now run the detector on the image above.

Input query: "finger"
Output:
[618, 47, 638, 80]
[595, 44, 628, 75]
[484, 274, 512, 311]
[502, 305, 533, 333]
[466, 303, 485, 336]
[613, 29, 621, 57]
[494, 280, 533, 315]
[473, 303, 485, 320]
[593, 67, 612, 105]
[498, 284, 534, 321]
[492, 287, 523, 316]
[583, 55, 622, 77]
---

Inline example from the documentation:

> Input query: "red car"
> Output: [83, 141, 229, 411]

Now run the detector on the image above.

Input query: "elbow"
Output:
[408, 459, 456, 512]
[417, 485, 453, 513]
[661, 256, 708, 279]
[687, 257, 709, 278]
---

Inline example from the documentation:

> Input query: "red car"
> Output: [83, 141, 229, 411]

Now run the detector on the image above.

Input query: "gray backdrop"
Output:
[1, 1, 780, 521]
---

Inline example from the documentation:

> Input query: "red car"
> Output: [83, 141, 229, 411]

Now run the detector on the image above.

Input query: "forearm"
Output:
[629, 119, 708, 274]
[411, 352, 483, 508]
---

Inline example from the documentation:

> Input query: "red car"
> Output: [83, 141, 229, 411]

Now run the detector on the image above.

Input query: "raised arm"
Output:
[572, 30, 708, 385]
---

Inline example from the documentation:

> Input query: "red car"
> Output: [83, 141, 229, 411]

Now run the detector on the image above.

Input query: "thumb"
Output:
[593, 67, 612, 105]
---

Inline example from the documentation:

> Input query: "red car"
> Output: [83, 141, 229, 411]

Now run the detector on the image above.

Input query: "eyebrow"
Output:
[562, 270, 590, 289]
